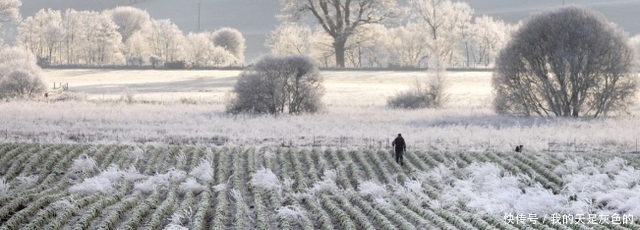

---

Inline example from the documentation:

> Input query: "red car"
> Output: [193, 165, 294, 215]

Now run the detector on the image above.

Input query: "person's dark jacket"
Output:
[392, 137, 406, 152]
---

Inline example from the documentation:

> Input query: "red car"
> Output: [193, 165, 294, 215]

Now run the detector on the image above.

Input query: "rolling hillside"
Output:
[15, 0, 640, 61]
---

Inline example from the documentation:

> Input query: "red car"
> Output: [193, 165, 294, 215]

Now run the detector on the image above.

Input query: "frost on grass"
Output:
[189, 159, 214, 183]
[15, 175, 38, 189]
[129, 146, 144, 163]
[70, 154, 98, 174]
[69, 164, 154, 195]
[309, 169, 339, 194]
[441, 162, 567, 215]
[51, 197, 78, 211]
[179, 177, 206, 194]
[562, 158, 640, 216]
[358, 180, 388, 198]
[249, 167, 281, 191]
[212, 183, 227, 192]
[69, 176, 115, 195]
[165, 207, 193, 230]
[391, 179, 424, 201]
[135, 168, 187, 193]
[275, 205, 306, 223]
[0, 177, 9, 195]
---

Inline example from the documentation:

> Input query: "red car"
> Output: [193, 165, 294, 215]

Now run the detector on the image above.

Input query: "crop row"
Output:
[2, 143, 639, 229]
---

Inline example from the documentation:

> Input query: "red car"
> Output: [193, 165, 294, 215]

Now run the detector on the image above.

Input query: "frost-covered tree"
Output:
[0, 0, 21, 44]
[350, 24, 389, 68]
[630, 35, 640, 68]
[469, 16, 514, 67]
[124, 32, 149, 65]
[16, 9, 64, 64]
[227, 55, 324, 115]
[343, 24, 389, 68]
[310, 28, 335, 67]
[409, 0, 472, 67]
[493, 6, 637, 117]
[186, 32, 215, 67]
[107, 6, 150, 44]
[0, 47, 45, 99]
[18, 9, 124, 65]
[278, 0, 400, 67]
[211, 27, 245, 64]
[210, 46, 236, 67]
[0, 0, 20, 23]
[265, 23, 311, 55]
[81, 11, 123, 65]
[145, 19, 185, 62]
[61, 9, 85, 64]
[387, 23, 430, 68]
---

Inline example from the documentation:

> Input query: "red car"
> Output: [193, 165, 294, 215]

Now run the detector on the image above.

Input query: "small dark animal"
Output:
[515, 145, 524, 152]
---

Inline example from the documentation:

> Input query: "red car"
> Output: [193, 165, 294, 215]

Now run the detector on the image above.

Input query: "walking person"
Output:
[392, 133, 406, 166]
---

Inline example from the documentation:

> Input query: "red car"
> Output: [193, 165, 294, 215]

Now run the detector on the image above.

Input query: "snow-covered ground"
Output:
[1, 69, 638, 153]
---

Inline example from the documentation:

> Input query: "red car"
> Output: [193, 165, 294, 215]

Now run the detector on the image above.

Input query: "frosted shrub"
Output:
[0, 47, 46, 99]
[249, 167, 281, 191]
[226, 55, 324, 115]
[387, 89, 428, 109]
[120, 89, 137, 103]
[49, 92, 88, 102]
[387, 77, 448, 109]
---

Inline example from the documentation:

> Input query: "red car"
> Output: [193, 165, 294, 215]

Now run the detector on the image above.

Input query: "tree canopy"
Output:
[493, 6, 637, 117]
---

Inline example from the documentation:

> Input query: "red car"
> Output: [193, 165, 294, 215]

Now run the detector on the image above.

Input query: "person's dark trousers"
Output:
[395, 150, 404, 165]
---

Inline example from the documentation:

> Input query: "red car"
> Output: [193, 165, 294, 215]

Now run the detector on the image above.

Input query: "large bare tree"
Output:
[278, 0, 400, 67]
[493, 6, 637, 118]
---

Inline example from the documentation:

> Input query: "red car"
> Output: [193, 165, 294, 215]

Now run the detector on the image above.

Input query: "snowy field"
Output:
[2, 69, 640, 229]
[1, 69, 638, 152]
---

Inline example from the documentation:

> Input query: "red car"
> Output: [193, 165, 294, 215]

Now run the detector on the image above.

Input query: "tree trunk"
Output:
[334, 38, 347, 68]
